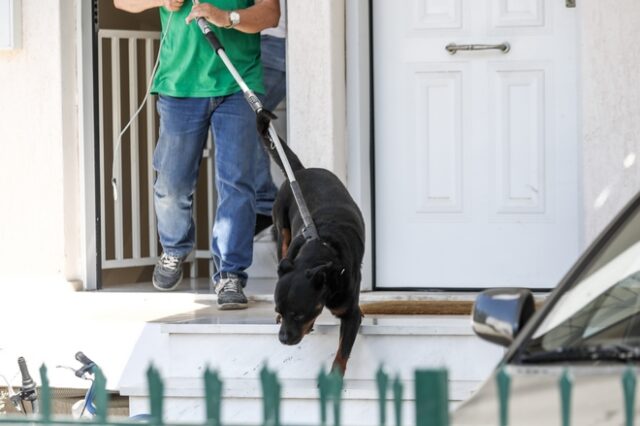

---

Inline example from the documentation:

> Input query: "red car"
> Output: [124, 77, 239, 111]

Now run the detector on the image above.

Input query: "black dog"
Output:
[257, 111, 365, 375]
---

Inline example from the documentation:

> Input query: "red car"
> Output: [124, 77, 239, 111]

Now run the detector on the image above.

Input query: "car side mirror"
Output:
[471, 288, 535, 347]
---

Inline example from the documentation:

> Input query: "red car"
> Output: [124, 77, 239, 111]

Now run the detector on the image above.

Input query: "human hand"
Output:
[162, 0, 184, 12]
[185, 1, 230, 27]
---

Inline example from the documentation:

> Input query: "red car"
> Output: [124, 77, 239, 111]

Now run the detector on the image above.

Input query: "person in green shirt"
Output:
[114, 0, 280, 309]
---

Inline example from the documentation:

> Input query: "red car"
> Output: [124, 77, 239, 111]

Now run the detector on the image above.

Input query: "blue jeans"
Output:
[153, 92, 259, 281]
[255, 35, 286, 215]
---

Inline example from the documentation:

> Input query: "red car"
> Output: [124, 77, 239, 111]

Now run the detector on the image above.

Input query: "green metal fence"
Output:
[0, 364, 637, 426]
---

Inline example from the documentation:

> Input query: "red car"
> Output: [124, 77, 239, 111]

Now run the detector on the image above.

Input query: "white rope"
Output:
[111, 12, 174, 201]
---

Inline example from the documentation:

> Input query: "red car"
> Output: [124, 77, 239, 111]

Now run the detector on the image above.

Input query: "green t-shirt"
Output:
[152, 0, 264, 97]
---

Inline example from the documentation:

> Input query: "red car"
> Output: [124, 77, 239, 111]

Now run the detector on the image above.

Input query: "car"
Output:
[452, 191, 640, 426]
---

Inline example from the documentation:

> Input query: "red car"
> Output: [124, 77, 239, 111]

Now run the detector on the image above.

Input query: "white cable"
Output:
[111, 12, 174, 202]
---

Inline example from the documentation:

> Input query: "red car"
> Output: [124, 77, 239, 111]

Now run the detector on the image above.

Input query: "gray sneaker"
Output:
[214, 274, 248, 310]
[152, 253, 185, 291]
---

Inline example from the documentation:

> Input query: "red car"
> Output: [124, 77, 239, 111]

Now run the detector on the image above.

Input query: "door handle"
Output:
[445, 42, 510, 55]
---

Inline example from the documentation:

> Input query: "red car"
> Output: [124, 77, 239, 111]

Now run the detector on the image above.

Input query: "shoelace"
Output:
[220, 279, 242, 293]
[160, 254, 181, 271]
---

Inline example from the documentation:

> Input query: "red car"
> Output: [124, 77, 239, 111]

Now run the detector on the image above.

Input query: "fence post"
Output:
[260, 365, 281, 426]
[38, 364, 51, 422]
[622, 366, 636, 426]
[496, 366, 510, 426]
[93, 367, 109, 423]
[376, 366, 389, 426]
[559, 369, 572, 426]
[204, 368, 222, 426]
[327, 370, 344, 426]
[147, 364, 164, 425]
[415, 369, 449, 426]
[318, 368, 328, 426]
[393, 376, 403, 426]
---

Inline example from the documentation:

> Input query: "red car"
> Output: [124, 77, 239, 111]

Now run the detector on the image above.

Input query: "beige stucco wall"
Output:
[581, 0, 640, 244]
[0, 0, 80, 285]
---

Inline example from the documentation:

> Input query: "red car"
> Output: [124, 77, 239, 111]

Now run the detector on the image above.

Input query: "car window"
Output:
[524, 202, 640, 353]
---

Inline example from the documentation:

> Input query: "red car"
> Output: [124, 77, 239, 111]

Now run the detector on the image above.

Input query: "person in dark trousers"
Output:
[254, 0, 286, 236]
[114, 0, 280, 310]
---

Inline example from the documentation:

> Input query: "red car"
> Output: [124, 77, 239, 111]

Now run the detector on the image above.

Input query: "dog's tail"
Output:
[257, 109, 305, 174]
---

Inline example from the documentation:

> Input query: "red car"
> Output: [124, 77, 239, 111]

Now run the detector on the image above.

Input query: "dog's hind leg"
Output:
[331, 307, 363, 375]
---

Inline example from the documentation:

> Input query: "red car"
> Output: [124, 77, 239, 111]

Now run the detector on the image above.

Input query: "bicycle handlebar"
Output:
[74, 352, 97, 378]
[17, 357, 37, 402]
[75, 351, 95, 367]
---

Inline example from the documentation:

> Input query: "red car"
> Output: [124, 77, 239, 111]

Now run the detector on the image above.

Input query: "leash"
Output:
[194, 16, 319, 241]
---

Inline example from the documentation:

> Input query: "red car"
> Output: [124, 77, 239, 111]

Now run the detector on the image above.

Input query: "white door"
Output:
[373, 0, 579, 289]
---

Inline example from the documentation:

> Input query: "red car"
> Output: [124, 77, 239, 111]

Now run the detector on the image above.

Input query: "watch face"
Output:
[230, 11, 240, 25]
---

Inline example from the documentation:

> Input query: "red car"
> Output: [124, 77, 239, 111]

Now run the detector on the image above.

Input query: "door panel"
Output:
[373, 0, 579, 288]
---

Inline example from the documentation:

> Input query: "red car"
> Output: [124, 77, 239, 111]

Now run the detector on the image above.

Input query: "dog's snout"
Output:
[279, 327, 302, 345]
[278, 328, 289, 344]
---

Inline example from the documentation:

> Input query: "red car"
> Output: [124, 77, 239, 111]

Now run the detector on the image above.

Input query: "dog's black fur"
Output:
[257, 111, 365, 375]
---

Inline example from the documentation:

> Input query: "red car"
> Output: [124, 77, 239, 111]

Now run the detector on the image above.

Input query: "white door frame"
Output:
[346, 0, 373, 291]
[77, 0, 99, 290]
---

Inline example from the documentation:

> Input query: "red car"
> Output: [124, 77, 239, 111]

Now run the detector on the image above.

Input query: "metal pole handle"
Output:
[195, 18, 319, 240]
[445, 42, 510, 55]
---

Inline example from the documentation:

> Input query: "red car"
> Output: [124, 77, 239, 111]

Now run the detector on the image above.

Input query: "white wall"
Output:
[581, 0, 640, 244]
[287, 0, 346, 181]
[0, 0, 80, 285]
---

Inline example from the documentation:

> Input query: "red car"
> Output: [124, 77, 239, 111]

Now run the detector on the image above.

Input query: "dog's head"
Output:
[274, 240, 344, 345]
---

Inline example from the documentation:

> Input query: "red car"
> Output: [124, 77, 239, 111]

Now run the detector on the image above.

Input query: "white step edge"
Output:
[160, 316, 476, 336]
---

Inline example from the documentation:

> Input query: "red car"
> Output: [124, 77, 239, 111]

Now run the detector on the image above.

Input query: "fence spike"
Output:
[415, 369, 449, 426]
[260, 365, 281, 426]
[559, 369, 572, 426]
[318, 367, 328, 426]
[146, 364, 164, 425]
[376, 366, 389, 426]
[496, 365, 511, 426]
[204, 368, 222, 426]
[39, 364, 51, 421]
[622, 366, 636, 426]
[327, 369, 344, 426]
[93, 367, 109, 423]
[392, 375, 403, 426]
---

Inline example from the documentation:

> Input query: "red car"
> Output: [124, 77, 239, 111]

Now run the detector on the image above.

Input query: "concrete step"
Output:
[118, 306, 503, 425]
[246, 232, 278, 279]
[160, 315, 501, 382]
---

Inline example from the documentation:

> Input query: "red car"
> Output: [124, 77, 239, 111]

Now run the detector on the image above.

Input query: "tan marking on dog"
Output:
[332, 336, 348, 375]
[303, 317, 318, 335]
[330, 306, 348, 317]
[281, 228, 291, 258]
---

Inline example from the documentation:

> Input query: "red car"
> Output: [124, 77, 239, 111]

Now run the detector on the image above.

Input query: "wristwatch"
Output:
[225, 10, 240, 29]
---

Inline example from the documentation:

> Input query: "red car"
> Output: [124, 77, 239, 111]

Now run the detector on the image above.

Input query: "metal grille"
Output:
[97, 29, 215, 277]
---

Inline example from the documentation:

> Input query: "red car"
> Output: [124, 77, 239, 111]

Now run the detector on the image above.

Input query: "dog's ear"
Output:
[278, 258, 295, 276]
[324, 263, 347, 292]
[305, 262, 333, 288]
